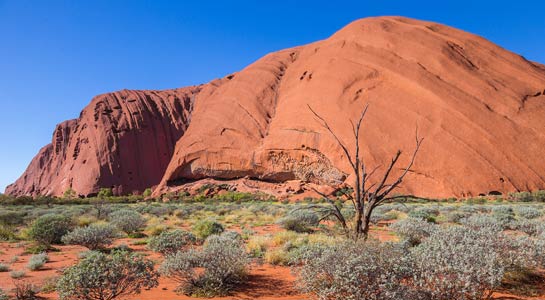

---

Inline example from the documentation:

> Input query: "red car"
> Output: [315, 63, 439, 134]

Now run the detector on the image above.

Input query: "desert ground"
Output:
[1, 189, 545, 300]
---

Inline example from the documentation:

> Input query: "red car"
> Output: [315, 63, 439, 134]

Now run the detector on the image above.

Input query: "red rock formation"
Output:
[7, 16, 545, 198]
[6, 87, 210, 196]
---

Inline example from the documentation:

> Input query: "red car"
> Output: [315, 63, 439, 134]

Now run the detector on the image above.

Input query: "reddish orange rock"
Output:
[7, 16, 545, 198]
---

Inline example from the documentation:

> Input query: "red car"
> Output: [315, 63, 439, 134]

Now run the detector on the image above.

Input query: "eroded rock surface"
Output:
[7, 17, 545, 198]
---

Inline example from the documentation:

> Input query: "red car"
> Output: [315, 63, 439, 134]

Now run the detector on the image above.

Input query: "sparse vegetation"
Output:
[148, 229, 196, 255]
[108, 209, 146, 235]
[62, 223, 118, 250]
[57, 250, 159, 300]
[160, 232, 249, 297]
[27, 252, 48, 271]
[192, 219, 224, 240]
[28, 214, 72, 246]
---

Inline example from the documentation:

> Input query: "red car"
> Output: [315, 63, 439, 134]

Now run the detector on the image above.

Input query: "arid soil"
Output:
[1, 225, 543, 300]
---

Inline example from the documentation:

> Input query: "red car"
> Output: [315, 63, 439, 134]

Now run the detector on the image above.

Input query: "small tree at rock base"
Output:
[308, 104, 423, 240]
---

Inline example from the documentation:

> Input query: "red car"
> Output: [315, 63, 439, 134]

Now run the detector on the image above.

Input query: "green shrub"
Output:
[148, 230, 196, 255]
[192, 219, 224, 240]
[0, 263, 9, 272]
[97, 188, 113, 198]
[62, 223, 118, 250]
[515, 206, 542, 219]
[28, 252, 49, 271]
[295, 241, 420, 299]
[10, 270, 26, 279]
[277, 210, 319, 233]
[0, 224, 16, 241]
[57, 250, 159, 300]
[160, 233, 249, 297]
[508, 191, 533, 202]
[0, 288, 7, 300]
[108, 209, 146, 234]
[408, 208, 437, 223]
[13, 281, 39, 300]
[28, 214, 72, 246]
[390, 218, 436, 246]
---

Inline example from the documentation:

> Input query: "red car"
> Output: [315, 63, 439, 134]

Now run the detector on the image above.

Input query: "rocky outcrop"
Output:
[7, 16, 545, 198]
[6, 87, 211, 196]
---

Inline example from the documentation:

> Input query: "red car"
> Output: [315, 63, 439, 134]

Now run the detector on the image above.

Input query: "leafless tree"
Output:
[308, 104, 423, 240]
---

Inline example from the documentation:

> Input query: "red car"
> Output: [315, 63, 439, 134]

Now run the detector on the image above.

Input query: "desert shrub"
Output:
[370, 211, 399, 224]
[277, 209, 319, 233]
[160, 233, 249, 297]
[390, 218, 436, 246]
[444, 211, 469, 223]
[515, 206, 542, 219]
[492, 205, 515, 216]
[97, 188, 113, 199]
[148, 229, 196, 255]
[412, 226, 507, 300]
[511, 219, 545, 236]
[27, 252, 48, 271]
[0, 288, 7, 300]
[0, 210, 27, 226]
[62, 223, 118, 250]
[0, 263, 9, 272]
[14, 281, 39, 300]
[57, 250, 159, 300]
[295, 241, 420, 300]
[108, 209, 146, 234]
[459, 205, 478, 213]
[0, 224, 16, 241]
[532, 190, 545, 202]
[460, 214, 504, 232]
[143, 188, 152, 198]
[264, 248, 291, 266]
[509, 191, 534, 202]
[192, 219, 224, 240]
[28, 214, 72, 246]
[247, 235, 269, 258]
[408, 208, 437, 223]
[10, 270, 26, 279]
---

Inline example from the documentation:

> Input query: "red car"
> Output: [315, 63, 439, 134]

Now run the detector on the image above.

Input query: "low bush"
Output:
[295, 241, 420, 300]
[0, 224, 16, 241]
[0, 263, 9, 272]
[14, 281, 39, 300]
[10, 270, 26, 279]
[62, 223, 118, 250]
[148, 229, 196, 255]
[515, 206, 542, 219]
[108, 209, 146, 234]
[57, 250, 159, 300]
[28, 214, 72, 246]
[411, 225, 542, 300]
[277, 209, 319, 233]
[192, 219, 224, 240]
[511, 219, 544, 236]
[460, 214, 505, 232]
[28, 252, 49, 271]
[408, 207, 437, 223]
[246, 235, 269, 258]
[160, 233, 249, 297]
[390, 217, 436, 246]
[0, 288, 7, 300]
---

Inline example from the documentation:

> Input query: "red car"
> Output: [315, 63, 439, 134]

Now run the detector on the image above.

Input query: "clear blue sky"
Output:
[1, 0, 544, 193]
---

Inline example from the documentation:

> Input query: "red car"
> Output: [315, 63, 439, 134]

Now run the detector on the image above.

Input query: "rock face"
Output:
[7, 16, 545, 198]
[6, 87, 207, 196]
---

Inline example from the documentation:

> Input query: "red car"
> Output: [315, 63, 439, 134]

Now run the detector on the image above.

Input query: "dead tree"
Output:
[308, 104, 423, 240]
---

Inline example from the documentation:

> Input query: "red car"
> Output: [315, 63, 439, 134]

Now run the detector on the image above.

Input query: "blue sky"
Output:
[1, 0, 544, 193]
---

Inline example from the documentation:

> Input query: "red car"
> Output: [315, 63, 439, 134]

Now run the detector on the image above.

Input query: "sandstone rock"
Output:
[7, 16, 545, 198]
